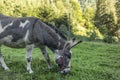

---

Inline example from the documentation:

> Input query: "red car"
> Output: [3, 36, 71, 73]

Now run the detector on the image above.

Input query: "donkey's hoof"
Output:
[29, 70, 33, 74]
[48, 66, 52, 69]
[4, 67, 10, 71]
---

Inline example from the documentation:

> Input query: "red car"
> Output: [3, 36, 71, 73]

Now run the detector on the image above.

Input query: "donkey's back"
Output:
[0, 14, 37, 48]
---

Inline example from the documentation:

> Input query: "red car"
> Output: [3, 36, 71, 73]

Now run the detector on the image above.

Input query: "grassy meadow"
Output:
[0, 42, 120, 80]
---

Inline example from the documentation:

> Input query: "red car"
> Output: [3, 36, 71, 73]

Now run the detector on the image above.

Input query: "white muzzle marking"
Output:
[60, 67, 70, 74]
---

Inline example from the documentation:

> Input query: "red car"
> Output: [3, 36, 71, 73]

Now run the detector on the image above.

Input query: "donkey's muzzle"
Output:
[60, 67, 70, 74]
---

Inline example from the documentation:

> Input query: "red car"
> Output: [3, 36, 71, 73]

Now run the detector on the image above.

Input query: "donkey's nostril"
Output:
[60, 70, 65, 74]
[60, 68, 70, 74]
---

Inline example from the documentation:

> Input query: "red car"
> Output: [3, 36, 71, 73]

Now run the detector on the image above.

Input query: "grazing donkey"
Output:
[0, 14, 82, 74]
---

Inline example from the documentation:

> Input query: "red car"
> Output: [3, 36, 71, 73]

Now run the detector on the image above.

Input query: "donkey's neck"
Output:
[44, 31, 66, 50]
[33, 20, 66, 50]
[41, 22, 66, 50]
[57, 37, 66, 50]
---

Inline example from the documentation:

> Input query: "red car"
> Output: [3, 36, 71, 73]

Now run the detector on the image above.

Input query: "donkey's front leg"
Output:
[39, 46, 52, 69]
[26, 45, 34, 74]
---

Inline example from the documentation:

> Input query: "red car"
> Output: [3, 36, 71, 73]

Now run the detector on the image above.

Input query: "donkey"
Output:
[0, 14, 82, 74]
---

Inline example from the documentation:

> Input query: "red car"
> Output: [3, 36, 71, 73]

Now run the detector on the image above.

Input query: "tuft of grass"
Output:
[0, 42, 120, 80]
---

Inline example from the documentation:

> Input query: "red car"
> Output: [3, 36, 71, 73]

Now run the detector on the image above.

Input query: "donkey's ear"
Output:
[69, 38, 82, 48]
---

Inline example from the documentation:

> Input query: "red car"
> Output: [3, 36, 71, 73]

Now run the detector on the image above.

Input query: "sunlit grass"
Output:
[0, 42, 120, 80]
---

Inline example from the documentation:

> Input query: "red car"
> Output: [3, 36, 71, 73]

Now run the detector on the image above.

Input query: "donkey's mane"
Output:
[45, 23, 67, 40]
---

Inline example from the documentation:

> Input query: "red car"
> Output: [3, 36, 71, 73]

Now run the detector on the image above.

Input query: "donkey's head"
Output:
[55, 38, 82, 74]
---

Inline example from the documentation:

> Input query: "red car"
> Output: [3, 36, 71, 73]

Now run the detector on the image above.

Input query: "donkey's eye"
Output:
[65, 53, 71, 59]
[68, 54, 71, 59]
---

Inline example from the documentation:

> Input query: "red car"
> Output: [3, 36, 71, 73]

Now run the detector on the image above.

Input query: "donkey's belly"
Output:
[3, 41, 26, 48]
[0, 36, 26, 48]
[0, 31, 27, 48]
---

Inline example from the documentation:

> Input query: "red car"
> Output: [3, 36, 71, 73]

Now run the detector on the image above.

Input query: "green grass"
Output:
[0, 42, 120, 80]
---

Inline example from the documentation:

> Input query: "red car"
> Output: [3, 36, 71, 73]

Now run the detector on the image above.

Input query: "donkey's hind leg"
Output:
[26, 44, 34, 74]
[0, 49, 9, 70]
